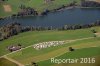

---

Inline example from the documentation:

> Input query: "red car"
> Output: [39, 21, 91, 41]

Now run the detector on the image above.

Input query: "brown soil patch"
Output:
[95, 33, 100, 37]
[3, 5, 12, 12]
[88, 0, 100, 3]
[95, 0, 100, 3]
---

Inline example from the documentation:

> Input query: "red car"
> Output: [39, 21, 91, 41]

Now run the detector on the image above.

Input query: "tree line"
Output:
[0, 0, 8, 2]
[81, 0, 100, 7]
[1, 0, 100, 19]
[11, 5, 38, 18]
[7, 1, 77, 18]
[0, 20, 100, 41]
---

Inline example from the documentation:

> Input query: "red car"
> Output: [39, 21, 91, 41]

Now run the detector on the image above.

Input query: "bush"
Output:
[69, 47, 74, 51]
[91, 29, 97, 33]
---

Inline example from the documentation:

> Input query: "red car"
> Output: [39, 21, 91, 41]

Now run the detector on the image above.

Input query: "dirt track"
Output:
[3, 5, 12, 12]
[3, 56, 24, 66]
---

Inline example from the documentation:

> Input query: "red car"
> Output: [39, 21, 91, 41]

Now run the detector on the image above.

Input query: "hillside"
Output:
[0, 26, 100, 66]
[0, 0, 80, 18]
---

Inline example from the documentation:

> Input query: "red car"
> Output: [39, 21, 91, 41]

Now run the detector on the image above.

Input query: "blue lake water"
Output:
[0, 8, 100, 28]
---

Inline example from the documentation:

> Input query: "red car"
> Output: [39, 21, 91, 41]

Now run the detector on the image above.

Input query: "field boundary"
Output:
[0, 37, 94, 58]
[37, 46, 100, 63]
[0, 36, 99, 66]
[3, 56, 24, 66]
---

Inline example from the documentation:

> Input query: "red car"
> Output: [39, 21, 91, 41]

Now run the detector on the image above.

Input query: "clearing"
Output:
[3, 5, 12, 12]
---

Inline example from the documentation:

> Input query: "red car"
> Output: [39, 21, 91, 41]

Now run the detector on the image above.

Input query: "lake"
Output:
[0, 8, 100, 28]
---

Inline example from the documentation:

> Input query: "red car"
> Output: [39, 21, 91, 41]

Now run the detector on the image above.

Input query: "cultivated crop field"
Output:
[0, 26, 100, 66]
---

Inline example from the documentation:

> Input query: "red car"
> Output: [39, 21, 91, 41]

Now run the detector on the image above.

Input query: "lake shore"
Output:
[0, 5, 100, 19]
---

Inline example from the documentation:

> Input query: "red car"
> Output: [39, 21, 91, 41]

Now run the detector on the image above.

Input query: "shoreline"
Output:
[56, 6, 100, 11]
[0, 6, 100, 19]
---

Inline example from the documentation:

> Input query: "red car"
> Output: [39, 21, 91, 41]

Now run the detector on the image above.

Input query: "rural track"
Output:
[0, 36, 95, 58]
[3, 56, 24, 66]
[0, 34, 100, 66]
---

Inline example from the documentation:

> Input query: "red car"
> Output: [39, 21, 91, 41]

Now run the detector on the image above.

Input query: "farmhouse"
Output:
[7, 44, 22, 52]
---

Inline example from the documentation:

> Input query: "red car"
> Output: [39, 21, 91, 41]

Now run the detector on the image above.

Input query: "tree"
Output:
[0, 32, 2, 41]
[0, 32, 2, 37]
[69, 47, 74, 51]
[31, 62, 38, 66]
[94, 34, 97, 37]
[91, 29, 97, 33]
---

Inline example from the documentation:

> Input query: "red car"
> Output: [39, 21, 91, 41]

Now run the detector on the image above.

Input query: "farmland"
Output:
[38, 47, 100, 66]
[7, 37, 100, 65]
[0, 0, 100, 66]
[0, 28, 94, 56]
[0, 58, 18, 66]
[0, 26, 100, 66]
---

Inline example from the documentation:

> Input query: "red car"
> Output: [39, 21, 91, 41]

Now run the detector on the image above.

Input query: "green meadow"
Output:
[0, 28, 94, 56]
[0, 58, 18, 66]
[0, 0, 81, 17]
[0, 26, 100, 66]
[7, 37, 100, 65]
[38, 47, 100, 66]
[0, 1, 100, 66]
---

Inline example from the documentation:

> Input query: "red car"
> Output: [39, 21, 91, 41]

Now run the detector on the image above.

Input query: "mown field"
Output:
[38, 47, 100, 66]
[0, 58, 18, 66]
[0, 0, 81, 17]
[0, 28, 94, 56]
[0, 26, 100, 66]
[7, 37, 100, 65]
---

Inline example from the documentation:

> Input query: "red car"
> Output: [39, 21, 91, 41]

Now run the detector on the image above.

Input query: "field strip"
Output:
[35, 46, 100, 63]
[0, 37, 94, 59]
[20, 43, 100, 65]
[0, 37, 95, 59]
[3, 56, 24, 66]
[0, 44, 34, 58]
[0, 36, 99, 65]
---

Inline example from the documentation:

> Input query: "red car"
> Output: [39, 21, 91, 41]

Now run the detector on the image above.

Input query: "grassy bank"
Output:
[0, 26, 100, 66]
[38, 47, 100, 66]
[0, 28, 94, 56]
[0, 0, 81, 17]
[7, 37, 100, 65]
[0, 58, 18, 66]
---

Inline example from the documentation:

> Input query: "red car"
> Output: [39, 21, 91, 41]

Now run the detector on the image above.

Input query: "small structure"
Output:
[7, 44, 22, 52]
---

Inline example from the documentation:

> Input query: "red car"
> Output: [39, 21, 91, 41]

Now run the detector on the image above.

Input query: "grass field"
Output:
[38, 47, 100, 66]
[0, 28, 94, 56]
[7, 37, 100, 65]
[0, 58, 18, 66]
[0, 26, 100, 66]
[0, 0, 81, 17]
[0, 1, 100, 66]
